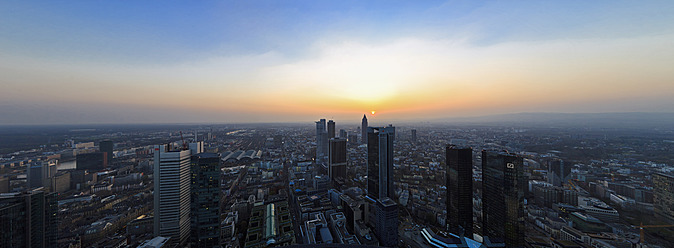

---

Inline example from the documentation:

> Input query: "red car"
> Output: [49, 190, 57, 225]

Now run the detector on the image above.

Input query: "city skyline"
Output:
[2, 1, 674, 125]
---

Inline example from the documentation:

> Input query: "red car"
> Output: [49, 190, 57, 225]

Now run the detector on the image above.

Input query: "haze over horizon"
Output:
[2, 1, 674, 124]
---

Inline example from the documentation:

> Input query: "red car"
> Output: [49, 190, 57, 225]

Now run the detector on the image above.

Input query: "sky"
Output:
[1, 1, 674, 125]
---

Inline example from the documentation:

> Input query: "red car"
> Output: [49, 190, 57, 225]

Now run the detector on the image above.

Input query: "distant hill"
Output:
[436, 112, 674, 129]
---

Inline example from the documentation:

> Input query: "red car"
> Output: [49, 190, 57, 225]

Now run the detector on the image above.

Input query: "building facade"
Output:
[654, 172, 674, 223]
[367, 126, 395, 200]
[548, 159, 571, 187]
[446, 145, 473, 237]
[190, 153, 222, 247]
[0, 190, 58, 248]
[482, 150, 525, 247]
[328, 138, 347, 186]
[100, 140, 113, 165]
[375, 197, 398, 247]
[327, 120, 335, 139]
[154, 143, 198, 246]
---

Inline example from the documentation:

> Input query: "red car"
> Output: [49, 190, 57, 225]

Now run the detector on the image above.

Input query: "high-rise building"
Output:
[154, 142, 202, 247]
[329, 138, 347, 187]
[27, 161, 51, 188]
[446, 145, 473, 237]
[316, 119, 328, 162]
[191, 153, 222, 248]
[361, 115, 368, 144]
[375, 197, 399, 247]
[654, 173, 674, 224]
[548, 159, 571, 187]
[411, 129, 417, 143]
[482, 151, 525, 247]
[100, 140, 113, 165]
[339, 129, 347, 139]
[0, 190, 58, 248]
[367, 126, 395, 200]
[327, 120, 336, 139]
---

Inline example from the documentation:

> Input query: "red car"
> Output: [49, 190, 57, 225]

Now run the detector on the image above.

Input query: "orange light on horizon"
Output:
[371, 110, 376, 115]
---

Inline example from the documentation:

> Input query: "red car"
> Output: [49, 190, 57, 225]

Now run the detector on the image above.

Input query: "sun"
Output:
[371, 110, 376, 115]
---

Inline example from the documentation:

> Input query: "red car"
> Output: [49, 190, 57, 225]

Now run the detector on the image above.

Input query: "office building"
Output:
[316, 119, 328, 162]
[329, 138, 347, 187]
[411, 129, 417, 143]
[76, 152, 107, 171]
[654, 173, 674, 223]
[446, 145, 473, 236]
[361, 114, 368, 144]
[191, 153, 222, 248]
[327, 120, 336, 139]
[28, 161, 56, 189]
[375, 197, 398, 247]
[367, 125, 395, 200]
[340, 129, 347, 139]
[154, 142, 202, 247]
[0, 190, 58, 248]
[548, 159, 571, 187]
[482, 150, 525, 247]
[100, 140, 113, 165]
[28, 162, 50, 188]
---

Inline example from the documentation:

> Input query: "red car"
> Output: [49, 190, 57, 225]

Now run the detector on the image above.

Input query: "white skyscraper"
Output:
[153, 142, 203, 246]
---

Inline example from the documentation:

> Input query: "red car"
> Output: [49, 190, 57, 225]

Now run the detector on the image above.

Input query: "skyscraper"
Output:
[411, 129, 417, 143]
[367, 125, 395, 200]
[154, 142, 202, 247]
[446, 145, 473, 237]
[329, 138, 347, 187]
[547, 159, 571, 187]
[27, 161, 51, 188]
[361, 114, 368, 144]
[375, 197, 399, 247]
[191, 153, 222, 248]
[654, 172, 674, 224]
[327, 120, 336, 139]
[316, 119, 327, 162]
[339, 129, 347, 139]
[100, 140, 113, 165]
[482, 150, 525, 247]
[0, 190, 58, 248]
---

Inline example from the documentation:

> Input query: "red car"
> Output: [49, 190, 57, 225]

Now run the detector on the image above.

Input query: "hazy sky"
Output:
[2, 1, 674, 124]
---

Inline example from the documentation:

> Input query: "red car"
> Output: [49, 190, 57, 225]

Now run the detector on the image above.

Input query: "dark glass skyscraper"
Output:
[446, 145, 473, 237]
[361, 114, 368, 144]
[329, 137, 347, 187]
[482, 151, 525, 247]
[327, 120, 336, 139]
[100, 140, 113, 165]
[315, 119, 328, 162]
[547, 159, 570, 187]
[411, 129, 417, 143]
[0, 190, 58, 248]
[190, 153, 222, 248]
[375, 197, 399, 247]
[367, 126, 395, 200]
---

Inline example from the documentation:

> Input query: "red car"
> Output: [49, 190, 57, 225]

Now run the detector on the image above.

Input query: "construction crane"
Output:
[638, 222, 674, 244]
[179, 131, 188, 150]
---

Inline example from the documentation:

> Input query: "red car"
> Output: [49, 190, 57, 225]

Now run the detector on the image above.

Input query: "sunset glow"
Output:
[1, 1, 673, 124]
